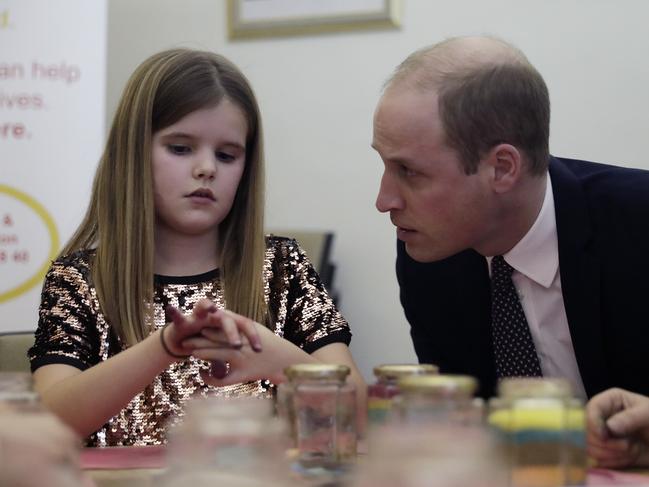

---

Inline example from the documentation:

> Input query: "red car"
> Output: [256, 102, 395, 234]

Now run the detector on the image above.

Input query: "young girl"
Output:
[29, 49, 365, 447]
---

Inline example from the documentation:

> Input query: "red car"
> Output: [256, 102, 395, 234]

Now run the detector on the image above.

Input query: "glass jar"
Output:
[353, 422, 507, 487]
[163, 396, 289, 486]
[279, 364, 356, 477]
[488, 377, 586, 487]
[565, 398, 587, 486]
[0, 371, 39, 411]
[396, 374, 481, 426]
[0, 372, 88, 487]
[367, 363, 438, 426]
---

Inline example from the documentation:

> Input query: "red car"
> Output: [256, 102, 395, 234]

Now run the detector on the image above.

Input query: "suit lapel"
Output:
[550, 157, 608, 397]
[451, 250, 495, 394]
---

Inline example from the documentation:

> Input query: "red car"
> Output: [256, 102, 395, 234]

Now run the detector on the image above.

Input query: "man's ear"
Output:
[484, 143, 523, 194]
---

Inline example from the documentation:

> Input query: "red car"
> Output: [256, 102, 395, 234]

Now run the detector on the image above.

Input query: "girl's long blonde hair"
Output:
[62, 49, 267, 346]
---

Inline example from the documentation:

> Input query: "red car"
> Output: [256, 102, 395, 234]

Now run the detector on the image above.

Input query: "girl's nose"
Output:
[192, 159, 216, 180]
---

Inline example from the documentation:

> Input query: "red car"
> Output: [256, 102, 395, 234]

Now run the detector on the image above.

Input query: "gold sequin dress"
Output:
[29, 236, 351, 447]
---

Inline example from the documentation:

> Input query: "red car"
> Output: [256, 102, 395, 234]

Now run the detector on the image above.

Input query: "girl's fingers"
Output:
[212, 311, 243, 348]
[167, 304, 262, 353]
[182, 335, 242, 350]
[191, 348, 239, 363]
[199, 328, 245, 348]
[192, 299, 218, 320]
[200, 327, 224, 341]
[192, 348, 244, 373]
[166, 302, 219, 341]
[219, 309, 262, 352]
[165, 305, 185, 327]
[165, 305, 200, 339]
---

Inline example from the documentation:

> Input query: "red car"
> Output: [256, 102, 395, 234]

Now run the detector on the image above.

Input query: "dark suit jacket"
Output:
[397, 156, 649, 398]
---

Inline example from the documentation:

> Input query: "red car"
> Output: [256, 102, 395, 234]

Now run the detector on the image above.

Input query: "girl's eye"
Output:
[216, 151, 236, 163]
[167, 144, 192, 155]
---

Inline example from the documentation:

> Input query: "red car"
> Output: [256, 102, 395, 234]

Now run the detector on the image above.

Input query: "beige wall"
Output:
[107, 0, 649, 379]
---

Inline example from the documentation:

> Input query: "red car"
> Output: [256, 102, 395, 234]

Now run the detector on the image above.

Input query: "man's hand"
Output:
[587, 387, 649, 468]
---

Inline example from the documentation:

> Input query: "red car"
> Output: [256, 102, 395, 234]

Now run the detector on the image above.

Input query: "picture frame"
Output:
[227, 0, 401, 40]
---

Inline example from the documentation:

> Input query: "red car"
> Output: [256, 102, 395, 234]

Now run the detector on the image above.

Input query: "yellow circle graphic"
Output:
[0, 184, 59, 303]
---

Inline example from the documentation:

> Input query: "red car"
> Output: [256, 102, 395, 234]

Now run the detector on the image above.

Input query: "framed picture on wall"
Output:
[227, 0, 401, 40]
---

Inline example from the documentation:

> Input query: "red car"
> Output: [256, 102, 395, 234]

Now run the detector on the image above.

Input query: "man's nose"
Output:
[375, 173, 403, 213]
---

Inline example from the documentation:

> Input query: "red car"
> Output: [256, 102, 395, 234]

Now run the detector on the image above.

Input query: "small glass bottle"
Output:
[396, 374, 481, 425]
[0, 371, 39, 411]
[565, 398, 587, 487]
[163, 396, 289, 486]
[279, 363, 356, 477]
[367, 363, 438, 426]
[352, 421, 507, 487]
[488, 377, 585, 487]
[0, 372, 87, 487]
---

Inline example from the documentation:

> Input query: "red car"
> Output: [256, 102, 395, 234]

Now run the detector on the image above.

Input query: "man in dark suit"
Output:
[372, 36, 649, 399]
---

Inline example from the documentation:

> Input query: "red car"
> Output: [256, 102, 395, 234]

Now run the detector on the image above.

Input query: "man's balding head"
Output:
[388, 36, 529, 90]
[384, 36, 550, 175]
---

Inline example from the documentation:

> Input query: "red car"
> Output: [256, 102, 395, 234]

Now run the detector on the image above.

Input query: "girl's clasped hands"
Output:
[163, 298, 296, 385]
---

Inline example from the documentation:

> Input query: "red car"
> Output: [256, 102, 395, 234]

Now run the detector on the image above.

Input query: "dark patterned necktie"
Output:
[490, 255, 543, 378]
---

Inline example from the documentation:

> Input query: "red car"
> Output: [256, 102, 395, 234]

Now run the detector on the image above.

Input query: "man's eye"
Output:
[216, 151, 235, 162]
[399, 165, 417, 177]
[167, 144, 191, 155]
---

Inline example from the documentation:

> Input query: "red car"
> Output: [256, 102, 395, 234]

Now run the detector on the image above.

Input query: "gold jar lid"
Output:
[373, 363, 439, 380]
[497, 377, 573, 399]
[398, 374, 478, 396]
[284, 364, 350, 382]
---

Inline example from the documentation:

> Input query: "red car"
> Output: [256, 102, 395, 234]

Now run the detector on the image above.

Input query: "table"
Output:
[81, 446, 164, 487]
[588, 468, 649, 485]
[80, 445, 649, 487]
[86, 469, 157, 487]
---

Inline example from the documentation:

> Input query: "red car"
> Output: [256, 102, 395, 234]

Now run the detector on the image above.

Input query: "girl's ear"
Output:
[483, 143, 523, 194]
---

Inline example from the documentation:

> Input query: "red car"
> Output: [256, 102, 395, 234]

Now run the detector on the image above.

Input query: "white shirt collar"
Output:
[502, 175, 558, 288]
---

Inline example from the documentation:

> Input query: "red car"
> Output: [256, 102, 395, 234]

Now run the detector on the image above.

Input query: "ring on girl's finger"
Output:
[209, 360, 231, 379]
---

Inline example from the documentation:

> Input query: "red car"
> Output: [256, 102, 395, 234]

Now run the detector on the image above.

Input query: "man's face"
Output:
[373, 86, 494, 262]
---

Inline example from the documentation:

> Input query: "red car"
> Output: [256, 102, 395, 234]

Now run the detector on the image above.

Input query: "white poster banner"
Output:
[0, 0, 106, 332]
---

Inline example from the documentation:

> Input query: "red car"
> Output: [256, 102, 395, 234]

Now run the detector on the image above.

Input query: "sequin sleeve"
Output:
[267, 237, 351, 354]
[29, 251, 102, 372]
